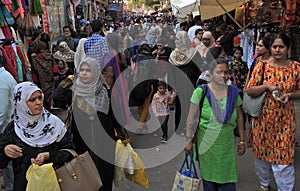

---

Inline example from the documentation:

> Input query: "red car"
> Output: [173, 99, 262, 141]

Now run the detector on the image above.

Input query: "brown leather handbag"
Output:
[55, 149, 102, 191]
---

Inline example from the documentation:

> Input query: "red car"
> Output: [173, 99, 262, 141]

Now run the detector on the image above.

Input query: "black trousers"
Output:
[158, 115, 169, 139]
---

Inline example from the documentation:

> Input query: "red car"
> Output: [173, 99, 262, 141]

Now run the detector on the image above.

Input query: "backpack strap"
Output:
[193, 84, 207, 162]
[191, 84, 207, 143]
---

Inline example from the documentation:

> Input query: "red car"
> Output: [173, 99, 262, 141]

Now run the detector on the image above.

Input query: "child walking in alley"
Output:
[152, 81, 175, 143]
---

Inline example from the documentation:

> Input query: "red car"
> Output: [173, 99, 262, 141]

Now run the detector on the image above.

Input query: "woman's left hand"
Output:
[279, 93, 289, 104]
[237, 144, 246, 156]
[31, 152, 49, 165]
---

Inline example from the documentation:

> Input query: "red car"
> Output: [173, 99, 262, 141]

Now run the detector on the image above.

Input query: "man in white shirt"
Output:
[188, 15, 202, 41]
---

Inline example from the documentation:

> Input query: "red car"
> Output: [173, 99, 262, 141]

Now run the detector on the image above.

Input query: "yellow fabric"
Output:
[26, 163, 61, 191]
[125, 149, 149, 188]
[200, 0, 244, 20]
[114, 140, 133, 187]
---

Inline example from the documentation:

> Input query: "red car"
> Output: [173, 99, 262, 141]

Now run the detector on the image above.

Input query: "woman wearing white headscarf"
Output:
[0, 82, 75, 191]
[168, 31, 205, 131]
[195, 31, 216, 58]
[72, 57, 115, 191]
[54, 41, 75, 71]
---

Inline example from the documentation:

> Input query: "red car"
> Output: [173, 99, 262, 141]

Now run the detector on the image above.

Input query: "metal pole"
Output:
[215, 0, 256, 44]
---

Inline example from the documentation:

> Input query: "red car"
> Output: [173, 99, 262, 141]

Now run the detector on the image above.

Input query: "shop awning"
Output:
[200, 0, 244, 20]
[171, 0, 244, 20]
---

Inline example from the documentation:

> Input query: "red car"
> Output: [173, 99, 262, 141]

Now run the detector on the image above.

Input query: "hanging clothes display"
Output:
[32, 0, 44, 15]
[1, 5, 14, 25]
[12, 0, 25, 19]
[24, 13, 38, 36]
[0, 28, 5, 39]
[0, 6, 8, 27]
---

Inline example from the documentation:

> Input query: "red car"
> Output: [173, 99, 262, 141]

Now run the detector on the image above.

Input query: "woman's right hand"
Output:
[265, 84, 279, 92]
[184, 141, 193, 155]
[4, 144, 23, 158]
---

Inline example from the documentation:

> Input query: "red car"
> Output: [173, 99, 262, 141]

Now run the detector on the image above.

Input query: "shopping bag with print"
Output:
[171, 154, 201, 191]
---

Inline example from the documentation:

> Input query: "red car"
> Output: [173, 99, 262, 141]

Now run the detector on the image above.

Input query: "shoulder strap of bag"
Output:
[193, 85, 207, 165]
[60, 149, 78, 157]
[245, 61, 266, 88]
[192, 84, 207, 143]
[260, 61, 266, 85]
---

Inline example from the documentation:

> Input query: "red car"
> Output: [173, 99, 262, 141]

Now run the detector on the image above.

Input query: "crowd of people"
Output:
[0, 13, 299, 191]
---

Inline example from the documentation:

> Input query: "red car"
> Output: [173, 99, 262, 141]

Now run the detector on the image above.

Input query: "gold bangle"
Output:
[239, 141, 245, 145]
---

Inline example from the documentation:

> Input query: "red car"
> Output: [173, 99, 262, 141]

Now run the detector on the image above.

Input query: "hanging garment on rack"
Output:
[15, 43, 32, 81]
[12, 43, 23, 81]
[2, 0, 12, 5]
[16, 40, 31, 71]
[32, 0, 44, 15]
[1, 5, 14, 25]
[0, 46, 18, 82]
[0, 28, 5, 39]
[12, 0, 25, 19]
[24, 13, 38, 36]
[17, 45, 32, 81]
[2, 26, 12, 39]
[0, 6, 8, 27]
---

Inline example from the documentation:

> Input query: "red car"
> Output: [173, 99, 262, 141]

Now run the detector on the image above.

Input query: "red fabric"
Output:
[191, 41, 196, 48]
[234, 36, 240, 47]
[53, 64, 59, 73]
[2, 26, 12, 39]
[0, 46, 18, 82]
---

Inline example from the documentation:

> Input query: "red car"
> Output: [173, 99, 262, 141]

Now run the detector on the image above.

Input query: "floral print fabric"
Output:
[246, 61, 300, 165]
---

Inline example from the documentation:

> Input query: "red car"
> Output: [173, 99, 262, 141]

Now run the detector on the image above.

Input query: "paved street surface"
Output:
[1, 101, 299, 191]
[112, 101, 300, 191]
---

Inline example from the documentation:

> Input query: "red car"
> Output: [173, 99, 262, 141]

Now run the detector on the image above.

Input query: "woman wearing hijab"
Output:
[145, 28, 157, 49]
[53, 59, 73, 88]
[53, 41, 75, 72]
[72, 57, 115, 191]
[0, 82, 74, 191]
[195, 31, 216, 58]
[168, 31, 205, 131]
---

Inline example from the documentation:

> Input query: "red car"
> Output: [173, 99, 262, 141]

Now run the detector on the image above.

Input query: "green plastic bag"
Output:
[26, 163, 61, 191]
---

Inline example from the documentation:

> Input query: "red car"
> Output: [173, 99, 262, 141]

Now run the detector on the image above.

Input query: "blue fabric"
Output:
[202, 178, 236, 191]
[1, 5, 14, 25]
[0, 67, 17, 132]
[84, 34, 109, 70]
[205, 85, 241, 124]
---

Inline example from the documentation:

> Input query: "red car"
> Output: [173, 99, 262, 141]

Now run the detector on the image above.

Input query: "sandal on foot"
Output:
[258, 185, 270, 191]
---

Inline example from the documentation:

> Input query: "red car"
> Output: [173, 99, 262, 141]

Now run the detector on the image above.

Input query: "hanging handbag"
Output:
[242, 61, 266, 117]
[55, 149, 102, 191]
[171, 154, 201, 191]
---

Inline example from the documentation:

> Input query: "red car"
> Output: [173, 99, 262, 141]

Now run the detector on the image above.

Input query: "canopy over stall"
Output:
[171, 0, 244, 20]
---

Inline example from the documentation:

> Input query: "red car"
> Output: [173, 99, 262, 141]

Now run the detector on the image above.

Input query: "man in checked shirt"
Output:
[84, 19, 109, 70]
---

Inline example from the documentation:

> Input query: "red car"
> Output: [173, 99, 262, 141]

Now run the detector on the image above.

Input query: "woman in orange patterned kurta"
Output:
[246, 33, 300, 191]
